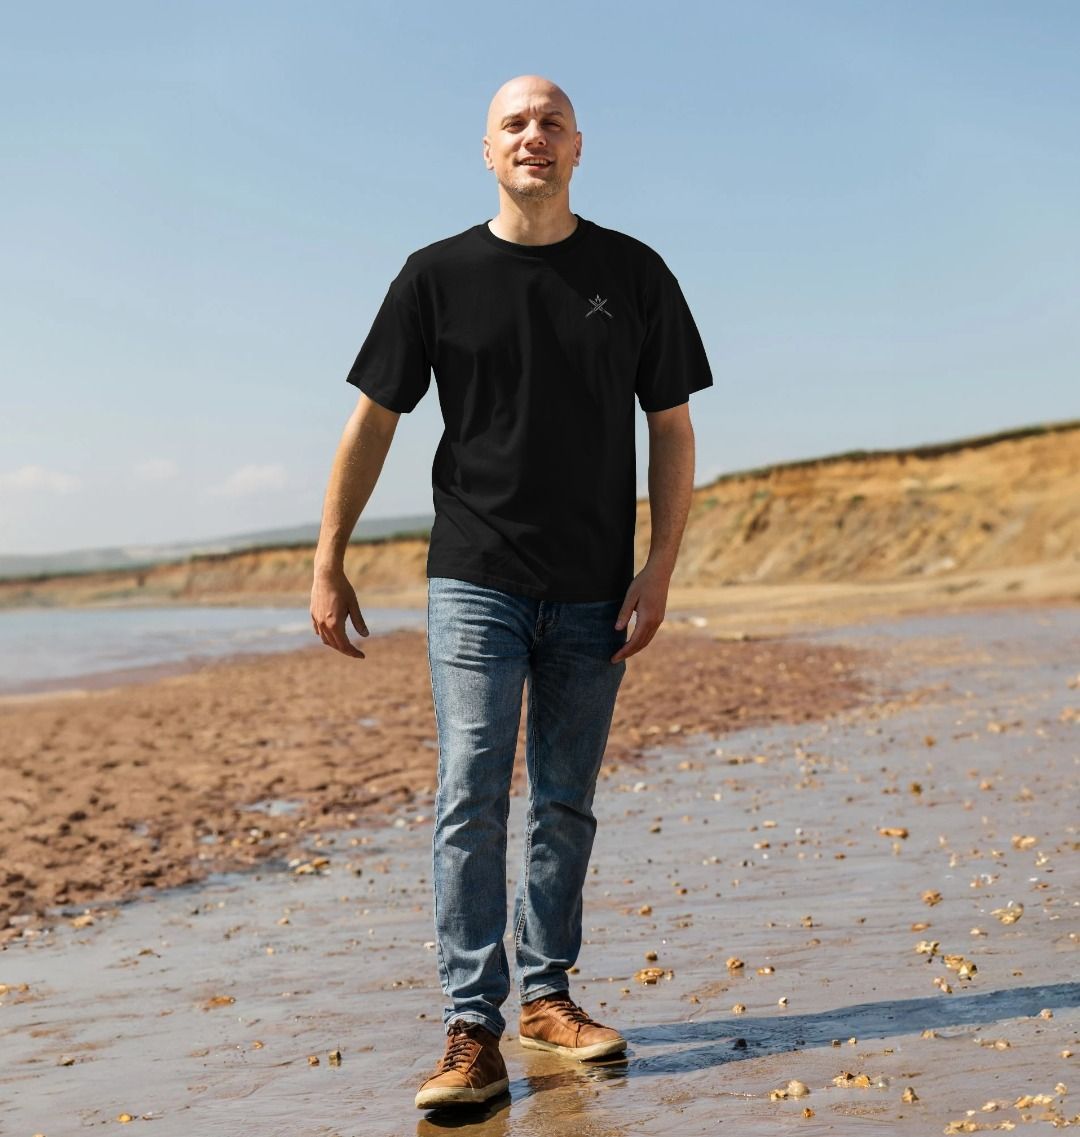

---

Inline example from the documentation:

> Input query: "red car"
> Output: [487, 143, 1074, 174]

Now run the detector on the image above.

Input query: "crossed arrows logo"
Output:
[586, 293, 613, 319]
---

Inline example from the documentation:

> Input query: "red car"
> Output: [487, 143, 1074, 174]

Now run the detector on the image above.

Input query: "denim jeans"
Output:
[425, 575, 629, 1039]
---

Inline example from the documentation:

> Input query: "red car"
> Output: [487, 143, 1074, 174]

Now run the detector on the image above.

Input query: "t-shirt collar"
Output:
[477, 214, 590, 259]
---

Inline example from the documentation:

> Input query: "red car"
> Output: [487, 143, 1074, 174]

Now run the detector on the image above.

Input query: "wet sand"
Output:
[0, 623, 881, 944]
[1, 606, 1078, 1134]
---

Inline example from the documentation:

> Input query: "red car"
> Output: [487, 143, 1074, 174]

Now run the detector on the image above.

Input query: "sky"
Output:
[2, 1, 1078, 556]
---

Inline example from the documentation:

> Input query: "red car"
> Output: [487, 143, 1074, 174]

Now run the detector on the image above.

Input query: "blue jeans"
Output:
[425, 576, 629, 1039]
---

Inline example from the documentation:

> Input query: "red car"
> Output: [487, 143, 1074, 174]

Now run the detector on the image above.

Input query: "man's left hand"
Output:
[611, 564, 671, 663]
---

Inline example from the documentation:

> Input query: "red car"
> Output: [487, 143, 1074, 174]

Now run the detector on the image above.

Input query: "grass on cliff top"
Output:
[702, 417, 1080, 488]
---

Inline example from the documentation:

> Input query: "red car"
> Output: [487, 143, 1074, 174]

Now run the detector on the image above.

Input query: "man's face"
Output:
[483, 83, 581, 201]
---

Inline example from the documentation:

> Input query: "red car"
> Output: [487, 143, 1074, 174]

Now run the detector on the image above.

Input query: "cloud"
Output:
[209, 463, 288, 498]
[0, 465, 80, 494]
[133, 458, 179, 481]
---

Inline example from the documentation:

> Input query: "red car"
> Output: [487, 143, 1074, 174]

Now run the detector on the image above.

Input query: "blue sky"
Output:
[2, 1, 1077, 555]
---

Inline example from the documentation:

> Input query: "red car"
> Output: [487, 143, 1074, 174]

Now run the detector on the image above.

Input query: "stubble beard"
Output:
[497, 164, 569, 201]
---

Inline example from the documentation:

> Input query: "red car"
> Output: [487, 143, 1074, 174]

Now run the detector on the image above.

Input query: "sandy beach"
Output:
[1, 613, 884, 945]
[1, 599, 1078, 1134]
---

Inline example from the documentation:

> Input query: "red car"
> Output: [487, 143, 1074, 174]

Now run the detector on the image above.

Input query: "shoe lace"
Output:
[440, 1022, 483, 1071]
[545, 995, 596, 1027]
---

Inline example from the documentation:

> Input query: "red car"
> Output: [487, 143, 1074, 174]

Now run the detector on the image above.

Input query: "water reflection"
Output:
[416, 1091, 512, 1134]
[416, 1053, 630, 1134]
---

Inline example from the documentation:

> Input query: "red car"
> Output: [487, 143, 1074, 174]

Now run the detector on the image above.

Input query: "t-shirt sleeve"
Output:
[344, 281, 431, 414]
[635, 260, 714, 413]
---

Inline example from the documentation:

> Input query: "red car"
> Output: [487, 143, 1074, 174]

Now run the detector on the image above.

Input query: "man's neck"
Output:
[488, 201, 578, 246]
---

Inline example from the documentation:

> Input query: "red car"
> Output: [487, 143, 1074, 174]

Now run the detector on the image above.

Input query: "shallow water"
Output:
[0, 603, 427, 694]
[1, 607, 1077, 1135]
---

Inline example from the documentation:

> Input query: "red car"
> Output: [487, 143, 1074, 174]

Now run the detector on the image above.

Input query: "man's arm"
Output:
[611, 401, 696, 662]
[642, 401, 696, 576]
[310, 392, 400, 657]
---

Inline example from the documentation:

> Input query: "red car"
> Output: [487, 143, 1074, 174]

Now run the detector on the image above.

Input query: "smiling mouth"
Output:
[518, 159, 553, 168]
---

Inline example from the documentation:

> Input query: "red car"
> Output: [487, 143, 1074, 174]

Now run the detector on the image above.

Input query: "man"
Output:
[311, 75, 712, 1110]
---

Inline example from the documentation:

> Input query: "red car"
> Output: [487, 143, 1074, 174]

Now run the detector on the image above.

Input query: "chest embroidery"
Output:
[586, 293, 613, 319]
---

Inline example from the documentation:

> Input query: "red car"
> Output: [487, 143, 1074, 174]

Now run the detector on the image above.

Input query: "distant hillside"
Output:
[0, 513, 435, 581]
[1, 420, 1077, 609]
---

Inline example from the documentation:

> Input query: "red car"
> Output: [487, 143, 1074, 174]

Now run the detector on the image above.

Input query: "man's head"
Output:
[483, 75, 581, 203]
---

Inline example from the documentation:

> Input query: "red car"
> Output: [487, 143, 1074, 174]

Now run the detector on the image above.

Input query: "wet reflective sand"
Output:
[0, 620, 873, 941]
[2, 607, 1077, 1135]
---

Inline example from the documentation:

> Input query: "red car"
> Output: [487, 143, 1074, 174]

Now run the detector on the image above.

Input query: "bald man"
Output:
[311, 75, 713, 1110]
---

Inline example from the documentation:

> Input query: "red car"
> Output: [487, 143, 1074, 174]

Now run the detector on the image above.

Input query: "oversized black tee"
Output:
[344, 214, 713, 602]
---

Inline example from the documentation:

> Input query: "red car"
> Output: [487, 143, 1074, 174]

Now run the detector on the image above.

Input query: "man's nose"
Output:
[522, 119, 547, 144]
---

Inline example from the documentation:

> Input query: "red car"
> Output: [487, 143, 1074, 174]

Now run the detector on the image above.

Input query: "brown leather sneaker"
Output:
[414, 1020, 509, 1109]
[518, 993, 627, 1060]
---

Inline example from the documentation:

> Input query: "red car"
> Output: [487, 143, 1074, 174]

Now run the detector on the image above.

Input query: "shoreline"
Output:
[2, 610, 903, 947]
[3, 589, 1075, 948]
[2, 572, 1077, 704]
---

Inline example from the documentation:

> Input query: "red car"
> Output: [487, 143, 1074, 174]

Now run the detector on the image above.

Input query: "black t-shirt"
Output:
[344, 214, 713, 602]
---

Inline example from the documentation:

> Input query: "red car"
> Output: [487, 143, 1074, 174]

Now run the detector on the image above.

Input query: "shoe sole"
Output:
[519, 1035, 627, 1061]
[414, 1076, 509, 1109]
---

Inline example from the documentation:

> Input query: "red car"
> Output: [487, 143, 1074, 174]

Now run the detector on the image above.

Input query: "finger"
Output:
[612, 619, 658, 663]
[349, 597, 369, 638]
[612, 606, 636, 660]
[611, 627, 640, 663]
[328, 614, 365, 658]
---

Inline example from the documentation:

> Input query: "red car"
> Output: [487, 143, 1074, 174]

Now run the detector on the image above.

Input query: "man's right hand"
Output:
[311, 566, 370, 659]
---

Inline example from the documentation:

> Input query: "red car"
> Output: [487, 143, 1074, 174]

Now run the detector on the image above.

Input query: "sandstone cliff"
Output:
[3, 421, 1077, 611]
